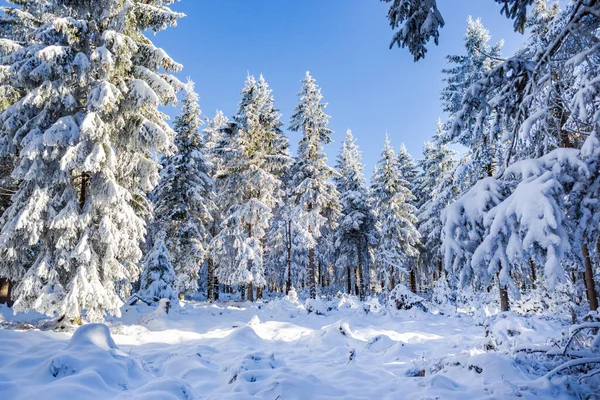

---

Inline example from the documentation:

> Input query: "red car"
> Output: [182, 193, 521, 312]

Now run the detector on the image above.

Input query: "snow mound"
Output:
[388, 284, 429, 311]
[67, 323, 118, 351]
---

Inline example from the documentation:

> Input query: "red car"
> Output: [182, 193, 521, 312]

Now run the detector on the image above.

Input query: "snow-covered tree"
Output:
[416, 123, 457, 279]
[212, 75, 290, 300]
[381, 0, 445, 61]
[381, 0, 539, 60]
[137, 238, 177, 303]
[203, 110, 228, 301]
[0, 0, 183, 321]
[289, 71, 340, 299]
[396, 143, 421, 292]
[151, 81, 214, 296]
[334, 130, 378, 298]
[441, 17, 504, 186]
[371, 137, 420, 291]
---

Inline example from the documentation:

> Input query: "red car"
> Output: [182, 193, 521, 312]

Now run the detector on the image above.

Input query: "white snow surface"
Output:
[0, 297, 577, 399]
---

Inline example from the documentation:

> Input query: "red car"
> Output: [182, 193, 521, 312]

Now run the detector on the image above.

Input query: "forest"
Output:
[0, 1, 599, 399]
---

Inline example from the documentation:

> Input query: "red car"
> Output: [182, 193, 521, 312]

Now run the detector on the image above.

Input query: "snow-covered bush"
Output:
[388, 284, 428, 312]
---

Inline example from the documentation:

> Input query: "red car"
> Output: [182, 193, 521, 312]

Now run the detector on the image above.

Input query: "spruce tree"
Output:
[334, 130, 377, 299]
[138, 238, 177, 303]
[416, 123, 457, 280]
[151, 81, 214, 297]
[212, 75, 290, 300]
[289, 71, 340, 300]
[203, 110, 228, 301]
[371, 137, 420, 291]
[0, 0, 183, 321]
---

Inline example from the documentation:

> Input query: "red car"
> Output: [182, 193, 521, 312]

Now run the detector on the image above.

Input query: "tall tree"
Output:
[416, 123, 457, 280]
[212, 75, 290, 300]
[203, 110, 228, 301]
[334, 130, 378, 299]
[371, 137, 420, 291]
[289, 71, 340, 300]
[0, 0, 183, 321]
[151, 81, 214, 297]
[397, 143, 421, 292]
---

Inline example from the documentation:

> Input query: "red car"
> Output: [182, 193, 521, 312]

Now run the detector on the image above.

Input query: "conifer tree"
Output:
[289, 71, 340, 299]
[203, 110, 228, 301]
[0, 0, 183, 321]
[416, 123, 457, 280]
[138, 238, 177, 303]
[371, 137, 420, 291]
[151, 81, 214, 296]
[212, 75, 290, 300]
[396, 143, 421, 292]
[334, 130, 378, 299]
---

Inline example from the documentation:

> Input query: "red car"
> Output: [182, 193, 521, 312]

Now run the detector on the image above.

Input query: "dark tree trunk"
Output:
[409, 268, 417, 294]
[0, 278, 13, 307]
[499, 284, 510, 312]
[240, 285, 245, 301]
[347, 266, 352, 294]
[529, 259, 537, 290]
[308, 246, 316, 299]
[213, 276, 219, 301]
[391, 276, 396, 291]
[582, 243, 599, 311]
[357, 241, 365, 300]
[207, 258, 214, 302]
[257, 286, 263, 299]
[354, 267, 360, 298]
[247, 282, 254, 302]
[79, 172, 88, 209]
[437, 258, 443, 281]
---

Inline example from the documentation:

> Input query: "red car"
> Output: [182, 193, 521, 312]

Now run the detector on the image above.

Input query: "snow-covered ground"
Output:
[0, 296, 581, 399]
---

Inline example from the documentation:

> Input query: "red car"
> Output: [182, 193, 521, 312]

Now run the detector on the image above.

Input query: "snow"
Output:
[0, 299, 579, 399]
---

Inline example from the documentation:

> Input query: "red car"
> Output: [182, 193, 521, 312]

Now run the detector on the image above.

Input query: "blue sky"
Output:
[151, 0, 528, 179]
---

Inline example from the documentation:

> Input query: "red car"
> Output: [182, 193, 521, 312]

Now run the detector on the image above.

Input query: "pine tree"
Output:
[151, 81, 214, 297]
[442, 17, 504, 186]
[416, 123, 457, 281]
[371, 137, 420, 291]
[334, 130, 378, 299]
[212, 75, 290, 300]
[396, 143, 421, 292]
[381, 0, 538, 60]
[138, 238, 177, 303]
[289, 71, 340, 300]
[203, 110, 228, 301]
[0, 0, 184, 321]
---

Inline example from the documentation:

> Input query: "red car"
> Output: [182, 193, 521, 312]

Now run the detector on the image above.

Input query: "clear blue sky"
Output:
[3, 0, 529, 178]
[150, 0, 528, 179]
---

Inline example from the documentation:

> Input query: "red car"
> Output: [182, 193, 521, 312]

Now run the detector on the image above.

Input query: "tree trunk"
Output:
[529, 259, 537, 290]
[79, 172, 88, 209]
[582, 243, 599, 311]
[240, 285, 245, 301]
[499, 284, 510, 312]
[409, 268, 417, 294]
[391, 276, 396, 291]
[247, 282, 254, 302]
[207, 258, 214, 302]
[213, 275, 219, 301]
[286, 221, 292, 294]
[257, 286, 263, 299]
[437, 258, 443, 281]
[354, 267, 360, 299]
[347, 266, 352, 294]
[357, 241, 365, 300]
[308, 246, 316, 299]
